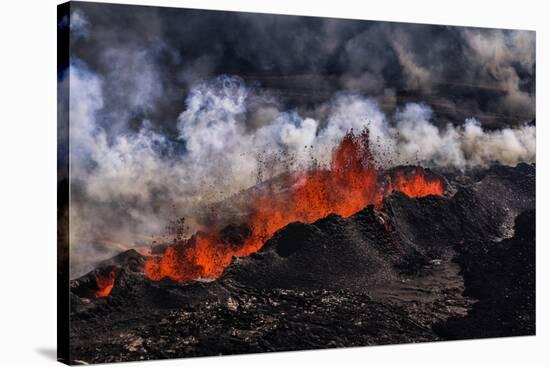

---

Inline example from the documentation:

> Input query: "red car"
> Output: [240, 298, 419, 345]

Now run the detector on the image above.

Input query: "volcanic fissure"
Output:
[143, 129, 445, 284]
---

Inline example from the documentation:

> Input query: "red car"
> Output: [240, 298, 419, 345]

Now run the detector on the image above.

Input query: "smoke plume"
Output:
[62, 3, 536, 277]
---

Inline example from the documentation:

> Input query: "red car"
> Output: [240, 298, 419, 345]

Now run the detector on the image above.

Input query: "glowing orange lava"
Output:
[144, 130, 445, 282]
[95, 271, 116, 298]
[387, 166, 445, 198]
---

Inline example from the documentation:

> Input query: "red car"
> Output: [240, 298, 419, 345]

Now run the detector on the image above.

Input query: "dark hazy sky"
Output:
[66, 1, 535, 138]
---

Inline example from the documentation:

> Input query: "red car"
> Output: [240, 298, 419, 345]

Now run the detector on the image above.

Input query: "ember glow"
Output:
[144, 130, 445, 282]
[95, 271, 116, 298]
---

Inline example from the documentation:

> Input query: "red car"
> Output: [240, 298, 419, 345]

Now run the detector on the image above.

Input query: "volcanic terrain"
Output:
[66, 157, 535, 364]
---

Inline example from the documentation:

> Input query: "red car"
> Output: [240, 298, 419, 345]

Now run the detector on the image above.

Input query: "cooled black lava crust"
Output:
[68, 164, 535, 364]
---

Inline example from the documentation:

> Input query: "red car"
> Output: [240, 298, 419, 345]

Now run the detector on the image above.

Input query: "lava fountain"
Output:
[144, 129, 445, 282]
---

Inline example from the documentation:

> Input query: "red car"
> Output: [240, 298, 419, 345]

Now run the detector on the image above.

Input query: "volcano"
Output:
[67, 155, 535, 363]
[143, 130, 446, 283]
[57, 4, 538, 365]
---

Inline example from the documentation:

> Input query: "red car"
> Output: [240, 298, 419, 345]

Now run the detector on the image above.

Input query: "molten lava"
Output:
[95, 271, 116, 298]
[387, 167, 445, 198]
[144, 130, 445, 282]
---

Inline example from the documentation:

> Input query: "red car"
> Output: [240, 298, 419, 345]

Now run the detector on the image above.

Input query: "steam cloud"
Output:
[66, 67, 535, 277]
[61, 4, 535, 277]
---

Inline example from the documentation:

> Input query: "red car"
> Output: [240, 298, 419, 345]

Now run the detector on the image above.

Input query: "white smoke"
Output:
[67, 65, 535, 276]
[176, 76, 321, 192]
[389, 103, 535, 169]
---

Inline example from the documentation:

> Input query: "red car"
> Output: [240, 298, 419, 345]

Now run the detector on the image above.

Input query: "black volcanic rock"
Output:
[438, 209, 535, 339]
[221, 208, 401, 291]
[383, 193, 459, 260]
[68, 164, 536, 363]
[96, 249, 146, 272]
[70, 287, 437, 364]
